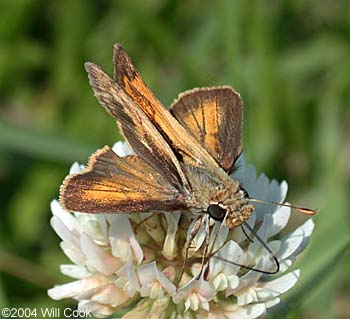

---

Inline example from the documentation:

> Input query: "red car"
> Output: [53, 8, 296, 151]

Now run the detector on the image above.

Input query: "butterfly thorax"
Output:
[185, 165, 255, 227]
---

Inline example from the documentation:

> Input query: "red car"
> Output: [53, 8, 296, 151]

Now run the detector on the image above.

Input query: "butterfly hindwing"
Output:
[170, 87, 243, 173]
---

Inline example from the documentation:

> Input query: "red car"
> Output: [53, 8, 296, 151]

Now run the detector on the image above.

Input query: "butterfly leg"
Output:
[205, 211, 229, 260]
[178, 215, 204, 286]
[198, 215, 210, 278]
[200, 213, 230, 280]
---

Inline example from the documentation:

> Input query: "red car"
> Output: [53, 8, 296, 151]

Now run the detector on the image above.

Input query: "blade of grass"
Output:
[0, 250, 56, 288]
[0, 121, 95, 163]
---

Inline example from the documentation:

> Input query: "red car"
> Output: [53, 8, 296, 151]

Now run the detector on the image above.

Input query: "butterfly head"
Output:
[207, 187, 255, 228]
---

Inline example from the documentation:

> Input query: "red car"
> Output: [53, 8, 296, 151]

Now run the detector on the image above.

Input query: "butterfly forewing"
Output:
[113, 44, 223, 172]
[84, 62, 190, 192]
[60, 146, 187, 213]
[170, 87, 243, 174]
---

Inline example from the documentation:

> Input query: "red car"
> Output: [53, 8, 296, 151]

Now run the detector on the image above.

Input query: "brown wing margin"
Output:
[60, 146, 187, 213]
[170, 87, 243, 174]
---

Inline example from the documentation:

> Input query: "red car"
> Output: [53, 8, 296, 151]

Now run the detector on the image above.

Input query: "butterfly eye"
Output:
[207, 204, 227, 221]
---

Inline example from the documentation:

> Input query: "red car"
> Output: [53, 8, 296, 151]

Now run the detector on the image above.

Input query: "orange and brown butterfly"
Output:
[60, 44, 255, 224]
[60, 44, 315, 277]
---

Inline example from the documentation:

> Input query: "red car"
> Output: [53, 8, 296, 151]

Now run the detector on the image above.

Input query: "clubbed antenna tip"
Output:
[247, 198, 317, 215]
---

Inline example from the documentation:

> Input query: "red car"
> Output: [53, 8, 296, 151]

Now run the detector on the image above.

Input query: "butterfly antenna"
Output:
[213, 222, 280, 275]
[247, 198, 317, 215]
[241, 224, 254, 243]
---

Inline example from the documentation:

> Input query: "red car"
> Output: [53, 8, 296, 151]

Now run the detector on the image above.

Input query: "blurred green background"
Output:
[0, 1, 348, 318]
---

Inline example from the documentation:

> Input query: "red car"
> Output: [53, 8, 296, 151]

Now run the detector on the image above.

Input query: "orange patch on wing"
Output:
[60, 146, 187, 214]
[170, 87, 243, 173]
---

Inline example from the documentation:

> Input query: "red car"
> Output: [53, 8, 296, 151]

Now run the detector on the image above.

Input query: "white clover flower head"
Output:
[49, 141, 315, 318]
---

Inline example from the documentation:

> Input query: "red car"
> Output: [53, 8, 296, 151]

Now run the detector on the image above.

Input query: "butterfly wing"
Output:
[170, 87, 243, 173]
[113, 44, 221, 171]
[60, 146, 187, 213]
[85, 62, 190, 192]
[60, 61, 193, 213]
